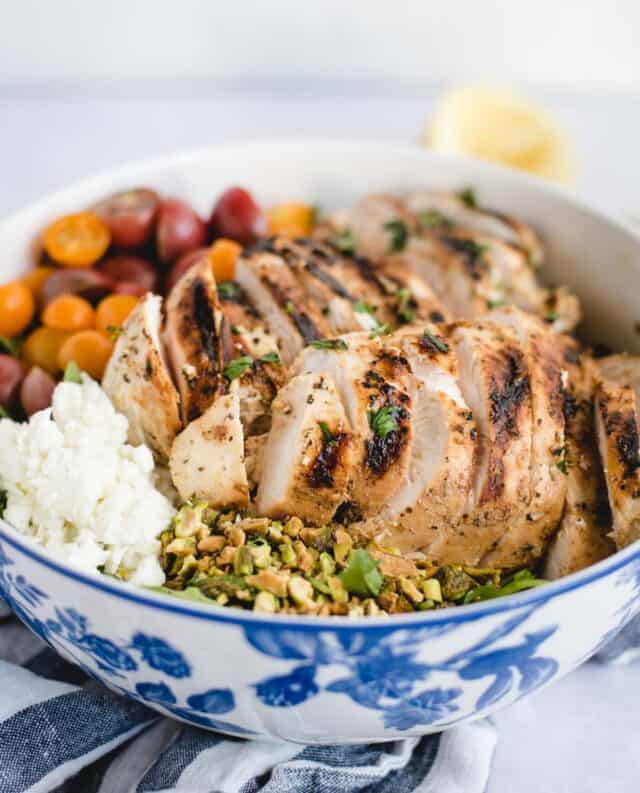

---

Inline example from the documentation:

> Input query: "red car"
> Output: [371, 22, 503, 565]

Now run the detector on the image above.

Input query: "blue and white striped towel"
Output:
[0, 595, 635, 793]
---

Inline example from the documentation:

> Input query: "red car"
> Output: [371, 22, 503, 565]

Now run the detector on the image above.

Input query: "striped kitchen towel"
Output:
[0, 601, 635, 793]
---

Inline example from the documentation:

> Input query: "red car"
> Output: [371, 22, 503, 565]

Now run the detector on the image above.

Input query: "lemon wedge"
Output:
[425, 86, 576, 185]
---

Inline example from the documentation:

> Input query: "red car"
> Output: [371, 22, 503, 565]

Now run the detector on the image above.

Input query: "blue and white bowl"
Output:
[1, 141, 639, 743]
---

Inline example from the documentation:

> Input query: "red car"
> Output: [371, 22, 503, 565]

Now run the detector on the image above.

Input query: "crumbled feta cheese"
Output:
[0, 376, 174, 586]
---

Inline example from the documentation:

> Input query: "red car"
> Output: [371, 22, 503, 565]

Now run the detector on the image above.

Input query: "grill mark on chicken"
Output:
[304, 261, 353, 300]
[261, 278, 322, 344]
[599, 402, 640, 480]
[437, 235, 489, 281]
[308, 432, 351, 488]
[219, 315, 236, 363]
[192, 279, 221, 366]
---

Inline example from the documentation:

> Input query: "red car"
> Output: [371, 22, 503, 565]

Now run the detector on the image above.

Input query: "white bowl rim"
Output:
[1, 138, 639, 631]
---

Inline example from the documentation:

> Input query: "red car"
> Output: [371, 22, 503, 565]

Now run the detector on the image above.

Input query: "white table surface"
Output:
[1, 83, 639, 793]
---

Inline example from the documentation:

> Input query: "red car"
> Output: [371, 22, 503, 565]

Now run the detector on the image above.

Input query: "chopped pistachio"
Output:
[288, 576, 315, 608]
[247, 569, 289, 598]
[319, 551, 336, 576]
[284, 516, 303, 537]
[249, 540, 272, 569]
[422, 578, 443, 603]
[278, 543, 297, 566]
[216, 546, 236, 566]
[399, 577, 424, 604]
[294, 540, 314, 573]
[197, 535, 226, 554]
[165, 537, 197, 556]
[254, 591, 278, 613]
[233, 545, 254, 576]
[226, 526, 246, 546]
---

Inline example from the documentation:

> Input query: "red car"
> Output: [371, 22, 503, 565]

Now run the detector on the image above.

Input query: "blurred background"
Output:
[1, 0, 640, 217]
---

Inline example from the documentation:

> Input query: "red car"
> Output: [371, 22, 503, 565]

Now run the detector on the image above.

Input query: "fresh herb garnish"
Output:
[0, 336, 22, 357]
[218, 281, 241, 299]
[396, 287, 416, 324]
[63, 361, 83, 383]
[421, 330, 449, 354]
[369, 323, 392, 339]
[309, 339, 348, 351]
[463, 569, 546, 603]
[258, 351, 282, 365]
[417, 209, 451, 229]
[106, 325, 123, 340]
[368, 405, 401, 438]
[340, 549, 383, 596]
[231, 325, 241, 335]
[329, 228, 357, 254]
[458, 186, 478, 208]
[487, 298, 505, 310]
[545, 310, 559, 323]
[384, 220, 409, 253]
[353, 301, 376, 315]
[318, 421, 337, 446]
[285, 300, 295, 315]
[555, 443, 569, 474]
[223, 355, 254, 381]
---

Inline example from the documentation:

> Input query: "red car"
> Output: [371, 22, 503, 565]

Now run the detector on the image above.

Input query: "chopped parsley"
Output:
[463, 569, 546, 603]
[63, 361, 83, 383]
[309, 339, 348, 351]
[318, 421, 337, 446]
[369, 323, 392, 339]
[340, 549, 383, 596]
[0, 336, 22, 357]
[417, 209, 451, 229]
[421, 330, 449, 354]
[218, 281, 241, 299]
[368, 404, 401, 438]
[285, 300, 295, 315]
[258, 351, 282, 365]
[353, 301, 376, 316]
[545, 310, 559, 323]
[231, 325, 241, 335]
[329, 228, 357, 254]
[458, 186, 478, 208]
[487, 298, 505, 310]
[106, 325, 123, 340]
[384, 219, 409, 253]
[396, 287, 416, 325]
[555, 444, 569, 474]
[223, 355, 254, 381]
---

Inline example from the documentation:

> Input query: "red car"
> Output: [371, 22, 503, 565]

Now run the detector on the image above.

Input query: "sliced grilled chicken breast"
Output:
[235, 242, 332, 364]
[164, 259, 226, 423]
[594, 380, 640, 549]
[256, 372, 354, 524]
[367, 326, 478, 560]
[169, 384, 249, 508]
[597, 354, 640, 395]
[450, 321, 533, 563]
[293, 333, 413, 517]
[102, 294, 182, 461]
[405, 189, 544, 267]
[545, 341, 613, 578]
[482, 307, 567, 566]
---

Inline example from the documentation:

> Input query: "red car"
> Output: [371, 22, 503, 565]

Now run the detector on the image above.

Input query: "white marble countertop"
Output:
[1, 84, 639, 792]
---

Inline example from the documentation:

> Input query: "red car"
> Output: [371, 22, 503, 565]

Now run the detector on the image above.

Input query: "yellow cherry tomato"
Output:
[267, 203, 315, 237]
[58, 330, 114, 380]
[0, 280, 35, 337]
[95, 294, 138, 335]
[23, 326, 71, 374]
[22, 266, 55, 303]
[208, 238, 241, 283]
[43, 212, 111, 268]
[42, 294, 96, 332]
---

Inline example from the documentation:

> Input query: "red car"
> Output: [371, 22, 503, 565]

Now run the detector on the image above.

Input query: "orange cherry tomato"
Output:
[22, 266, 55, 303]
[42, 294, 96, 332]
[95, 294, 138, 335]
[58, 330, 113, 380]
[43, 212, 111, 268]
[208, 238, 241, 282]
[23, 327, 70, 374]
[0, 280, 35, 337]
[267, 203, 315, 237]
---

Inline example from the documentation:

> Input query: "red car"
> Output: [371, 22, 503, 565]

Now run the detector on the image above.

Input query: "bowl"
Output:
[1, 140, 639, 743]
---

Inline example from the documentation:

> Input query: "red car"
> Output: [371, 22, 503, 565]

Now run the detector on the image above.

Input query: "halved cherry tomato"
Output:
[42, 269, 114, 305]
[112, 281, 148, 297]
[0, 354, 27, 409]
[100, 255, 159, 293]
[23, 327, 70, 374]
[22, 266, 55, 305]
[0, 280, 35, 337]
[92, 188, 159, 248]
[208, 238, 241, 282]
[20, 367, 56, 417]
[165, 247, 209, 293]
[58, 330, 113, 380]
[156, 199, 207, 263]
[267, 203, 314, 237]
[43, 212, 111, 268]
[96, 294, 138, 335]
[210, 187, 266, 244]
[42, 294, 96, 332]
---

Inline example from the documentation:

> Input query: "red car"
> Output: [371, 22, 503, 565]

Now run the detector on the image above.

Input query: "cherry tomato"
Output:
[165, 247, 209, 293]
[58, 330, 113, 380]
[22, 266, 55, 305]
[0, 354, 27, 409]
[92, 188, 160, 249]
[42, 269, 114, 305]
[156, 198, 206, 263]
[20, 367, 56, 417]
[23, 327, 70, 374]
[267, 203, 314, 237]
[208, 238, 241, 282]
[113, 281, 148, 297]
[100, 255, 159, 293]
[210, 187, 267, 245]
[96, 294, 138, 335]
[0, 280, 35, 337]
[42, 294, 96, 332]
[43, 212, 111, 268]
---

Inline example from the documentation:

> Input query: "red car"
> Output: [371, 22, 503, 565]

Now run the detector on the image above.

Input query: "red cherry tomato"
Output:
[209, 187, 267, 245]
[113, 281, 148, 297]
[42, 269, 115, 305]
[156, 198, 206, 263]
[92, 188, 160, 249]
[100, 255, 159, 293]
[165, 247, 209, 293]
[0, 354, 27, 409]
[20, 367, 56, 417]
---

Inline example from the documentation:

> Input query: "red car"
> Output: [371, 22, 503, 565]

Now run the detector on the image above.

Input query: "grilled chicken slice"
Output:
[544, 341, 613, 578]
[256, 372, 354, 524]
[482, 308, 567, 566]
[102, 294, 181, 461]
[365, 326, 477, 559]
[293, 333, 413, 517]
[405, 189, 544, 267]
[235, 241, 332, 364]
[597, 354, 640, 395]
[450, 322, 533, 563]
[164, 259, 226, 423]
[169, 384, 249, 508]
[594, 379, 640, 549]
